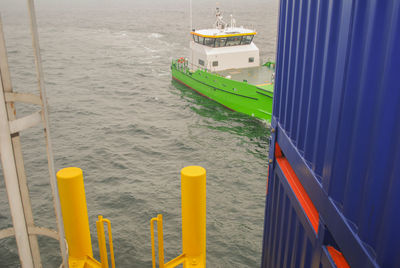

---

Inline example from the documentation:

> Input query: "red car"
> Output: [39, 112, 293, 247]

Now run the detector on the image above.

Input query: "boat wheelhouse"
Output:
[189, 8, 260, 72]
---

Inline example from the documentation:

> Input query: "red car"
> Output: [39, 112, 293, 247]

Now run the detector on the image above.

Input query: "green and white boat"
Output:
[171, 7, 275, 121]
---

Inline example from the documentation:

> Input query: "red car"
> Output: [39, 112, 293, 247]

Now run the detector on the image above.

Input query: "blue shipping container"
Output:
[262, 0, 400, 267]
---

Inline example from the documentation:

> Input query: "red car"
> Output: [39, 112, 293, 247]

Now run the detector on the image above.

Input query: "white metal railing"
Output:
[0, 1, 68, 266]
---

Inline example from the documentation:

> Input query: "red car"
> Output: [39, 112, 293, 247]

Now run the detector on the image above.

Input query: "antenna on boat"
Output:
[214, 5, 226, 30]
[229, 14, 236, 28]
[189, 0, 193, 31]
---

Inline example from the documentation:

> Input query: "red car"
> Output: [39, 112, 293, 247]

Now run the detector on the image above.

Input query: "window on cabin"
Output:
[204, 38, 215, 47]
[249, 57, 255, 63]
[212, 61, 218, 67]
[198, 36, 205, 45]
[226, 36, 242, 46]
[199, 59, 205, 66]
[215, 37, 227, 47]
[242, 35, 254, 45]
[193, 35, 199, 43]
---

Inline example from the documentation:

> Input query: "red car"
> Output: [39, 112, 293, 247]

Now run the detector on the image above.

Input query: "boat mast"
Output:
[214, 7, 226, 30]
[189, 0, 193, 31]
[229, 14, 236, 28]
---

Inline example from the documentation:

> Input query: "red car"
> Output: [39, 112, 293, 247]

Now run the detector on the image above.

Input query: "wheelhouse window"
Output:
[241, 35, 254, 45]
[198, 36, 205, 45]
[212, 61, 218, 67]
[198, 59, 205, 66]
[193, 34, 255, 47]
[249, 57, 255, 63]
[226, 36, 242, 46]
[204, 38, 215, 47]
[215, 37, 227, 47]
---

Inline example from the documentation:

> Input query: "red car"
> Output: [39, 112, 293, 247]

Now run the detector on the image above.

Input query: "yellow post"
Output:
[96, 215, 116, 268]
[150, 217, 157, 268]
[157, 214, 165, 268]
[181, 166, 206, 268]
[96, 215, 108, 268]
[57, 167, 93, 259]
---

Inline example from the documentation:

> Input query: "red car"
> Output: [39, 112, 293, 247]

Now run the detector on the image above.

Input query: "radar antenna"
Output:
[229, 14, 236, 28]
[214, 7, 226, 30]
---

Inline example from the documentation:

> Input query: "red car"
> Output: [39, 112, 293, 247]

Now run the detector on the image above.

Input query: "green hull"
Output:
[171, 61, 274, 121]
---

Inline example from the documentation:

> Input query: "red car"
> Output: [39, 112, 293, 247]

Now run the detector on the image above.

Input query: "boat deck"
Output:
[215, 66, 274, 88]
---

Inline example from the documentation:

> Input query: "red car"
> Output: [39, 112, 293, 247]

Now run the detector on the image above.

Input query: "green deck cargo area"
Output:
[171, 60, 274, 122]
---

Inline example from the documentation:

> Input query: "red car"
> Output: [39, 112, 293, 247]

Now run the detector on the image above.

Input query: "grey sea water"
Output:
[0, 0, 278, 267]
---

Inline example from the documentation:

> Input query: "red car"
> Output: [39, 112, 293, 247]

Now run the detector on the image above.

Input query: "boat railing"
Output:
[172, 59, 211, 73]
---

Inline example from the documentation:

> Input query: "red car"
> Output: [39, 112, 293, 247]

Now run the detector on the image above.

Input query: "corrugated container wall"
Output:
[262, 0, 400, 267]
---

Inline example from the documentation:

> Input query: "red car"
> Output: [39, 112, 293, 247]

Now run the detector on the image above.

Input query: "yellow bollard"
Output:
[57, 167, 93, 259]
[181, 166, 206, 267]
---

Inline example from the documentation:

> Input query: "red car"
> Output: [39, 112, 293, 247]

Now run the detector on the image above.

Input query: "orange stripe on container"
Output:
[274, 143, 319, 233]
[327, 246, 350, 268]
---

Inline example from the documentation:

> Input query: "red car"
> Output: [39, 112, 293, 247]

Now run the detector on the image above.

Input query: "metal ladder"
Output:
[0, 1, 68, 267]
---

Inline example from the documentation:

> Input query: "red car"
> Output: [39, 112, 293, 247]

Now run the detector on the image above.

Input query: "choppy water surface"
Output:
[0, 0, 278, 267]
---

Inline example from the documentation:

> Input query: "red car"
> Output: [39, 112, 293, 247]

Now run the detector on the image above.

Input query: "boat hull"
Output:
[171, 62, 273, 121]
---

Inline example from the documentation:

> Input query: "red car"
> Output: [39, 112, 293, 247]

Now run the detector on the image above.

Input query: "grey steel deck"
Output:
[215, 66, 274, 86]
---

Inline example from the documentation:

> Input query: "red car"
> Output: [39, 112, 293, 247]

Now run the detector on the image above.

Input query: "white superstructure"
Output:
[189, 8, 260, 72]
